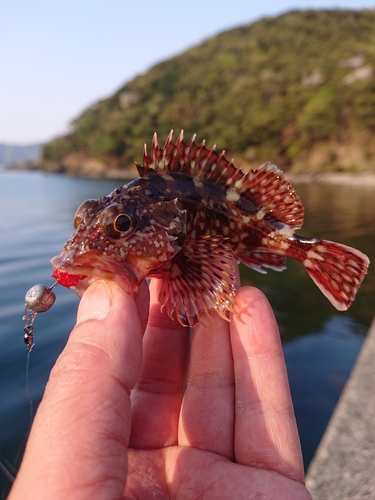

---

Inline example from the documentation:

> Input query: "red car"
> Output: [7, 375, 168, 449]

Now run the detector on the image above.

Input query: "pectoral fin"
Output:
[150, 235, 236, 326]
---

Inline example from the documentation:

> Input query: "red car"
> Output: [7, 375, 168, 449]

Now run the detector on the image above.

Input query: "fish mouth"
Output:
[51, 250, 140, 297]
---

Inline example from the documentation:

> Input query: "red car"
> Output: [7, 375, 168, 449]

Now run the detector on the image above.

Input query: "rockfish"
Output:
[51, 132, 370, 326]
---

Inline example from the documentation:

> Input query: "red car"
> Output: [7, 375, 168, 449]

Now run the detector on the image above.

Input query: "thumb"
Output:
[10, 280, 144, 500]
[72, 279, 144, 389]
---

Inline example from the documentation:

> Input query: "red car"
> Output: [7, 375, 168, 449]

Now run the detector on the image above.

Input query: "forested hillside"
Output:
[43, 9, 375, 177]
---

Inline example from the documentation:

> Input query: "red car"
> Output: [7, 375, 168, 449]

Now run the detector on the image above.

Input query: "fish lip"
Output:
[50, 250, 140, 295]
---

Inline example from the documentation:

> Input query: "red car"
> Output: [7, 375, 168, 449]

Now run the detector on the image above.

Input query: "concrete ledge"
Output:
[306, 316, 375, 499]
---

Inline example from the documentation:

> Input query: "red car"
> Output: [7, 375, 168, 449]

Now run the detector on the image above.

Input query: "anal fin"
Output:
[238, 250, 287, 274]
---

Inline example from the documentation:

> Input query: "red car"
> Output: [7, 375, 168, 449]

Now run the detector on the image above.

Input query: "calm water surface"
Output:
[0, 171, 374, 495]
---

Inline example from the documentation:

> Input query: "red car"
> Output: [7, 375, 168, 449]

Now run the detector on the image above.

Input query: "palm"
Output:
[124, 282, 311, 499]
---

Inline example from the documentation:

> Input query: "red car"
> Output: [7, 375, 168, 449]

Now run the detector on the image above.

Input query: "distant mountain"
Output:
[0, 143, 43, 168]
[42, 9, 375, 177]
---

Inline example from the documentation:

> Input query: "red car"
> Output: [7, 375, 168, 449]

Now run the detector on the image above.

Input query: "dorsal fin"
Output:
[136, 131, 304, 229]
[239, 163, 304, 229]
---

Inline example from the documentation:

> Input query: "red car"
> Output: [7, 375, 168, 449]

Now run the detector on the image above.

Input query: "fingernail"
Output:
[76, 280, 112, 324]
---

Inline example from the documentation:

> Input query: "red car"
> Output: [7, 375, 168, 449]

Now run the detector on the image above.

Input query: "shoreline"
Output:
[4, 165, 375, 188]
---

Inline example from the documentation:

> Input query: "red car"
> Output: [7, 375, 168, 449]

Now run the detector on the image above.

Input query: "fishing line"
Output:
[0, 346, 36, 497]
[0, 453, 16, 498]
[0, 452, 16, 483]
[25, 349, 34, 425]
[0, 357, 34, 495]
[1, 282, 59, 496]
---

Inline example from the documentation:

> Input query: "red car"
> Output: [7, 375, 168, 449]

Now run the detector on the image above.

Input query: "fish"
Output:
[51, 131, 370, 326]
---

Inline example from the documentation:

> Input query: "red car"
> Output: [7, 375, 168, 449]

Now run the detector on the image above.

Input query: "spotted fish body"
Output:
[51, 132, 369, 326]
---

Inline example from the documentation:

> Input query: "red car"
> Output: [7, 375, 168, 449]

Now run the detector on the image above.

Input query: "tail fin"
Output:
[301, 239, 369, 310]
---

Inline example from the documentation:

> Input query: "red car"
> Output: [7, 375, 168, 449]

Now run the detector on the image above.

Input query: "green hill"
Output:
[43, 9, 375, 177]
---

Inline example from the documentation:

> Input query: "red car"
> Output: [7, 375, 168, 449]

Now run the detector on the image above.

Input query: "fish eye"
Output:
[114, 214, 132, 232]
[105, 213, 133, 239]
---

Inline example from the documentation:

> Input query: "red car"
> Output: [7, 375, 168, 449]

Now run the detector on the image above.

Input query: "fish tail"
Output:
[297, 237, 369, 310]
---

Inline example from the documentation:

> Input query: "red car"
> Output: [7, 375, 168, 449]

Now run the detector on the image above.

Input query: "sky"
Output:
[1, 0, 375, 144]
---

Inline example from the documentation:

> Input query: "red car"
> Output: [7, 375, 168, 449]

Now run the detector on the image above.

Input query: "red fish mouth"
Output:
[50, 250, 140, 297]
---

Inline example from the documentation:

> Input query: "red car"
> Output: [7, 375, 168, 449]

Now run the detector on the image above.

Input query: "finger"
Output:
[178, 315, 235, 459]
[230, 286, 305, 483]
[177, 259, 239, 457]
[135, 280, 150, 332]
[10, 280, 144, 500]
[177, 259, 240, 457]
[129, 278, 190, 449]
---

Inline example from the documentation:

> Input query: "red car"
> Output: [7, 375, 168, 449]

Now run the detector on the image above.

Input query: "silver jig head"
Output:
[23, 283, 58, 351]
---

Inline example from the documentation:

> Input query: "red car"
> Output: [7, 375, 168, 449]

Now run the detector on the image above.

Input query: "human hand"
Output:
[9, 277, 312, 499]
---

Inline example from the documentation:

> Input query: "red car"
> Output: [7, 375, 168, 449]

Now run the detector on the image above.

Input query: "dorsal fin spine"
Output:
[176, 130, 184, 146]
[165, 130, 174, 146]
[140, 132, 305, 228]
[188, 134, 196, 146]
[143, 143, 148, 164]
[152, 132, 159, 159]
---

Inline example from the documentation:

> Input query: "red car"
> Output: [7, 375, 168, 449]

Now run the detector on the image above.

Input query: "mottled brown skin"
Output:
[51, 132, 369, 326]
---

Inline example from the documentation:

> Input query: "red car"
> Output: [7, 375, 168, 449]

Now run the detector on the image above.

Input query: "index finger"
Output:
[129, 278, 190, 449]
[230, 286, 305, 483]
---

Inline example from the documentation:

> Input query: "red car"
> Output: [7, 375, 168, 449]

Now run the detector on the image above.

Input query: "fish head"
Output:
[51, 193, 187, 296]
